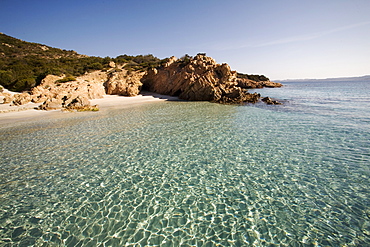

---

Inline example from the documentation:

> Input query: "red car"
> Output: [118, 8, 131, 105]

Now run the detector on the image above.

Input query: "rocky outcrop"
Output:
[31, 73, 106, 110]
[104, 69, 144, 96]
[37, 95, 98, 111]
[237, 78, 282, 89]
[38, 98, 63, 110]
[11, 93, 31, 106]
[1, 92, 14, 104]
[262, 97, 282, 105]
[142, 54, 261, 104]
[3, 67, 145, 110]
[2, 55, 282, 111]
[63, 95, 98, 111]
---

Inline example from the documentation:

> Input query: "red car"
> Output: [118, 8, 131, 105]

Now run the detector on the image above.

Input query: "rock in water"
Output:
[262, 97, 282, 105]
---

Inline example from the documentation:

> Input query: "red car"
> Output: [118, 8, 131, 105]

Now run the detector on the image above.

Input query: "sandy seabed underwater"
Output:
[1, 79, 370, 246]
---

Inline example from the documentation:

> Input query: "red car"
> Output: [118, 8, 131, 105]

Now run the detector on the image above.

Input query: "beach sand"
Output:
[90, 92, 180, 108]
[0, 93, 180, 125]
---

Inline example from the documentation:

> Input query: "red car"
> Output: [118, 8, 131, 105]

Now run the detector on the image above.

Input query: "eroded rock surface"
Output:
[104, 69, 144, 96]
[32, 73, 105, 110]
[142, 54, 261, 104]
[2, 55, 283, 111]
[11, 93, 31, 106]
[5, 68, 145, 110]
[262, 97, 282, 105]
[1, 92, 14, 104]
[237, 78, 282, 89]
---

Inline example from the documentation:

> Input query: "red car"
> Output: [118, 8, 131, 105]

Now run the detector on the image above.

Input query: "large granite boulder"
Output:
[2, 92, 14, 104]
[30, 73, 106, 110]
[11, 93, 31, 106]
[38, 98, 63, 110]
[104, 70, 144, 96]
[142, 54, 260, 104]
[64, 95, 96, 111]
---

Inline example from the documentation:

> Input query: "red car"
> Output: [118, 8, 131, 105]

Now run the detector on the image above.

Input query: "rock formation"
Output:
[2, 92, 14, 104]
[1, 54, 283, 111]
[11, 93, 31, 106]
[142, 54, 261, 104]
[262, 97, 282, 105]
[104, 69, 144, 96]
[31, 73, 105, 110]
[2, 67, 145, 111]
[237, 78, 282, 89]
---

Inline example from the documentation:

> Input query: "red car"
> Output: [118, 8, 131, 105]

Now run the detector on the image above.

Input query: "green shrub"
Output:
[56, 75, 76, 83]
[0, 70, 13, 88]
[88, 62, 103, 70]
[179, 54, 192, 68]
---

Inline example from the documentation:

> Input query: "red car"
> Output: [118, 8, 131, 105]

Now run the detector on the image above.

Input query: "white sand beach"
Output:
[0, 93, 180, 125]
[90, 93, 180, 108]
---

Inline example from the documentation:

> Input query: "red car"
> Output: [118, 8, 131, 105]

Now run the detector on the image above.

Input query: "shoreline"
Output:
[89, 92, 180, 108]
[0, 93, 180, 125]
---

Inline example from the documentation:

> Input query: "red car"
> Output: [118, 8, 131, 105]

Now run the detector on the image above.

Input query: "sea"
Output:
[0, 79, 369, 246]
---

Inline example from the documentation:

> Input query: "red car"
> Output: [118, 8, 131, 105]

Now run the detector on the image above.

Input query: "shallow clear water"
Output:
[1, 80, 370, 246]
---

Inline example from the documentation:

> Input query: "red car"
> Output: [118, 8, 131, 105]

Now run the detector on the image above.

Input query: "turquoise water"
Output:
[1, 80, 370, 246]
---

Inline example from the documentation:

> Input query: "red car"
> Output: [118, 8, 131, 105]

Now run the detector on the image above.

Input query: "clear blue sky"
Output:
[1, 0, 369, 80]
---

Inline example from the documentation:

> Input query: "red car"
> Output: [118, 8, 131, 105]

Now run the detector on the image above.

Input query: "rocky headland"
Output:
[0, 33, 282, 111]
[0, 54, 282, 111]
[142, 54, 282, 104]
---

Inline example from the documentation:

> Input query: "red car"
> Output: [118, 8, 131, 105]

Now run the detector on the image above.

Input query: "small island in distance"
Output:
[0, 33, 284, 111]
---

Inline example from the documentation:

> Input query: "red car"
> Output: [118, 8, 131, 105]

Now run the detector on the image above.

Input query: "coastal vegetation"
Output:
[0, 33, 271, 93]
[55, 75, 77, 84]
[0, 33, 164, 92]
[237, 72, 269, 82]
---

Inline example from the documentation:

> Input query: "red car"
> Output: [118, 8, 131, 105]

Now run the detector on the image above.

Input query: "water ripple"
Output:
[1, 97, 369, 246]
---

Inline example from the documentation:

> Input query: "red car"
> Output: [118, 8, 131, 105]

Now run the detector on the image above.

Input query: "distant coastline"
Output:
[275, 75, 370, 83]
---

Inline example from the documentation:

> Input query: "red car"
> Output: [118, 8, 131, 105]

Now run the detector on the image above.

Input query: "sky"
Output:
[1, 0, 370, 80]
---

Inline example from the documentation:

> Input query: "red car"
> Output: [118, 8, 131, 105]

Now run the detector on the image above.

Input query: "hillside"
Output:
[0, 32, 83, 59]
[0, 33, 164, 92]
[0, 33, 276, 93]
